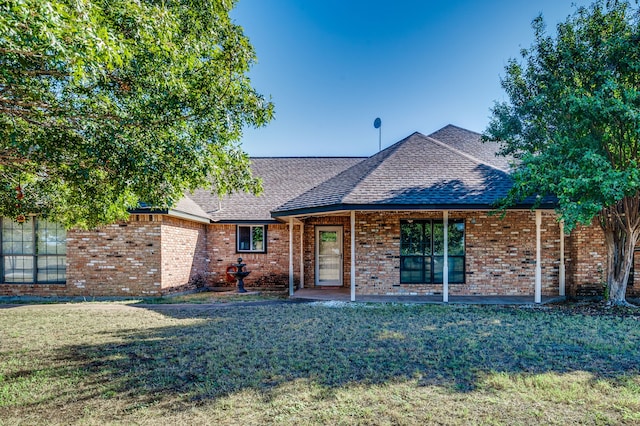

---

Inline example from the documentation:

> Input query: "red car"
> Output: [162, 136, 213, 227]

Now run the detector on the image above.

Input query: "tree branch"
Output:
[0, 47, 44, 58]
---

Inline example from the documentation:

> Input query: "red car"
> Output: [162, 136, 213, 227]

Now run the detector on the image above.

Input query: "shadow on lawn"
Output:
[59, 303, 640, 404]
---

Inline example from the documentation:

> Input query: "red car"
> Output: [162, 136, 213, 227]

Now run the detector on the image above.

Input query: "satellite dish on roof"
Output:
[373, 117, 382, 151]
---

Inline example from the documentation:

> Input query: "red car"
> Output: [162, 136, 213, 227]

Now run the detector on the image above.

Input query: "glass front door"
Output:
[315, 226, 343, 286]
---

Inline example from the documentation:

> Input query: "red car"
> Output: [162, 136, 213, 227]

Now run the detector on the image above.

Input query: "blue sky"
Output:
[231, 0, 592, 157]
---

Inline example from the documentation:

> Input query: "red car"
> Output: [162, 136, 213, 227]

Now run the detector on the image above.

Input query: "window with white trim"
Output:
[237, 225, 266, 253]
[1, 218, 67, 284]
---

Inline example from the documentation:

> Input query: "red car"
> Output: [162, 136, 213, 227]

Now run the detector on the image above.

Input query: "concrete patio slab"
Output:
[291, 287, 563, 305]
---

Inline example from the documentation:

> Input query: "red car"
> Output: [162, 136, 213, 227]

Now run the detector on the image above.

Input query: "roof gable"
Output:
[344, 133, 512, 204]
[272, 131, 514, 216]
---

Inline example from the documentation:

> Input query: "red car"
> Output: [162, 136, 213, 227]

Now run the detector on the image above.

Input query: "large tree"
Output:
[0, 0, 273, 228]
[484, 0, 640, 305]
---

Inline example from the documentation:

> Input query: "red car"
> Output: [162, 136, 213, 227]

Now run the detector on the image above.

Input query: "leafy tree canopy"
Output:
[0, 0, 273, 228]
[485, 0, 640, 230]
[484, 0, 640, 304]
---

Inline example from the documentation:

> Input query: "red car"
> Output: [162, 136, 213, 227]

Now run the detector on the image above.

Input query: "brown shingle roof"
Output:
[171, 195, 211, 220]
[272, 131, 515, 216]
[428, 124, 513, 171]
[170, 124, 531, 221]
[187, 157, 364, 222]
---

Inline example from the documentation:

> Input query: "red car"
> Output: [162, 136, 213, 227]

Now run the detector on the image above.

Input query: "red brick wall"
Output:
[352, 211, 563, 296]
[208, 222, 301, 291]
[466, 211, 561, 296]
[565, 221, 640, 299]
[64, 216, 162, 297]
[352, 212, 397, 294]
[632, 250, 640, 299]
[565, 221, 605, 298]
[160, 216, 208, 292]
[0, 214, 208, 297]
[4, 210, 639, 300]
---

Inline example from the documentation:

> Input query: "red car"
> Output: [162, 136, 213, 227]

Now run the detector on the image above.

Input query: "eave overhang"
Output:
[129, 208, 212, 224]
[271, 201, 558, 219]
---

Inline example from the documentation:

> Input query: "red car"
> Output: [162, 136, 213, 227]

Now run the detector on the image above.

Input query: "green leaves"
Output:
[484, 0, 640, 303]
[0, 0, 273, 228]
[483, 0, 640, 232]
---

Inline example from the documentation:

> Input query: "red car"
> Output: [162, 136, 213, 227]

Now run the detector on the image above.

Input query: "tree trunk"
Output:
[602, 228, 635, 304]
[598, 194, 640, 306]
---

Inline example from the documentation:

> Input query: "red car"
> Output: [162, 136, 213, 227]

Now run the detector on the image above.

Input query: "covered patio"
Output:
[272, 130, 566, 303]
[290, 287, 565, 305]
[280, 209, 566, 304]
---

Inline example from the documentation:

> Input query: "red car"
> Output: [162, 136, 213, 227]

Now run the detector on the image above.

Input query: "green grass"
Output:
[0, 289, 288, 306]
[0, 301, 639, 425]
[140, 290, 288, 304]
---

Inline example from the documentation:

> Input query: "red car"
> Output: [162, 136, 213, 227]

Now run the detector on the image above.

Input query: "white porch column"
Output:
[443, 210, 449, 303]
[535, 210, 542, 304]
[289, 217, 294, 297]
[299, 222, 304, 289]
[350, 210, 356, 302]
[559, 220, 565, 297]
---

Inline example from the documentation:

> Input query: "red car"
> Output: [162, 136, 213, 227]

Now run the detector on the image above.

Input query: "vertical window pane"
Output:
[319, 231, 339, 255]
[238, 226, 251, 251]
[37, 256, 67, 283]
[448, 256, 465, 283]
[424, 256, 432, 283]
[251, 226, 263, 251]
[318, 256, 340, 281]
[4, 255, 33, 283]
[37, 220, 67, 255]
[433, 222, 444, 255]
[400, 256, 424, 283]
[2, 218, 33, 255]
[448, 220, 465, 256]
[400, 222, 423, 255]
[433, 256, 444, 283]
[237, 225, 265, 252]
[424, 222, 432, 256]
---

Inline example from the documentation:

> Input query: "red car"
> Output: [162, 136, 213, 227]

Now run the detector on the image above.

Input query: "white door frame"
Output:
[315, 226, 343, 286]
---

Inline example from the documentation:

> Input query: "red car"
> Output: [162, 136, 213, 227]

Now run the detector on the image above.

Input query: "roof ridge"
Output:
[338, 133, 419, 201]
[433, 124, 483, 137]
[423, 135, 509, 173]
[273, 136, 409, 211]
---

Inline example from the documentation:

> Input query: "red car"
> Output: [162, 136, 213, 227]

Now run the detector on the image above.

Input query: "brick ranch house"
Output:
[1, 125, 637, 301]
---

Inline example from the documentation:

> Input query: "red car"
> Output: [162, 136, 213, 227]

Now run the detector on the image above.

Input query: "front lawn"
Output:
[0, 301, 639, 425]
[141, 290, 288, 304]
